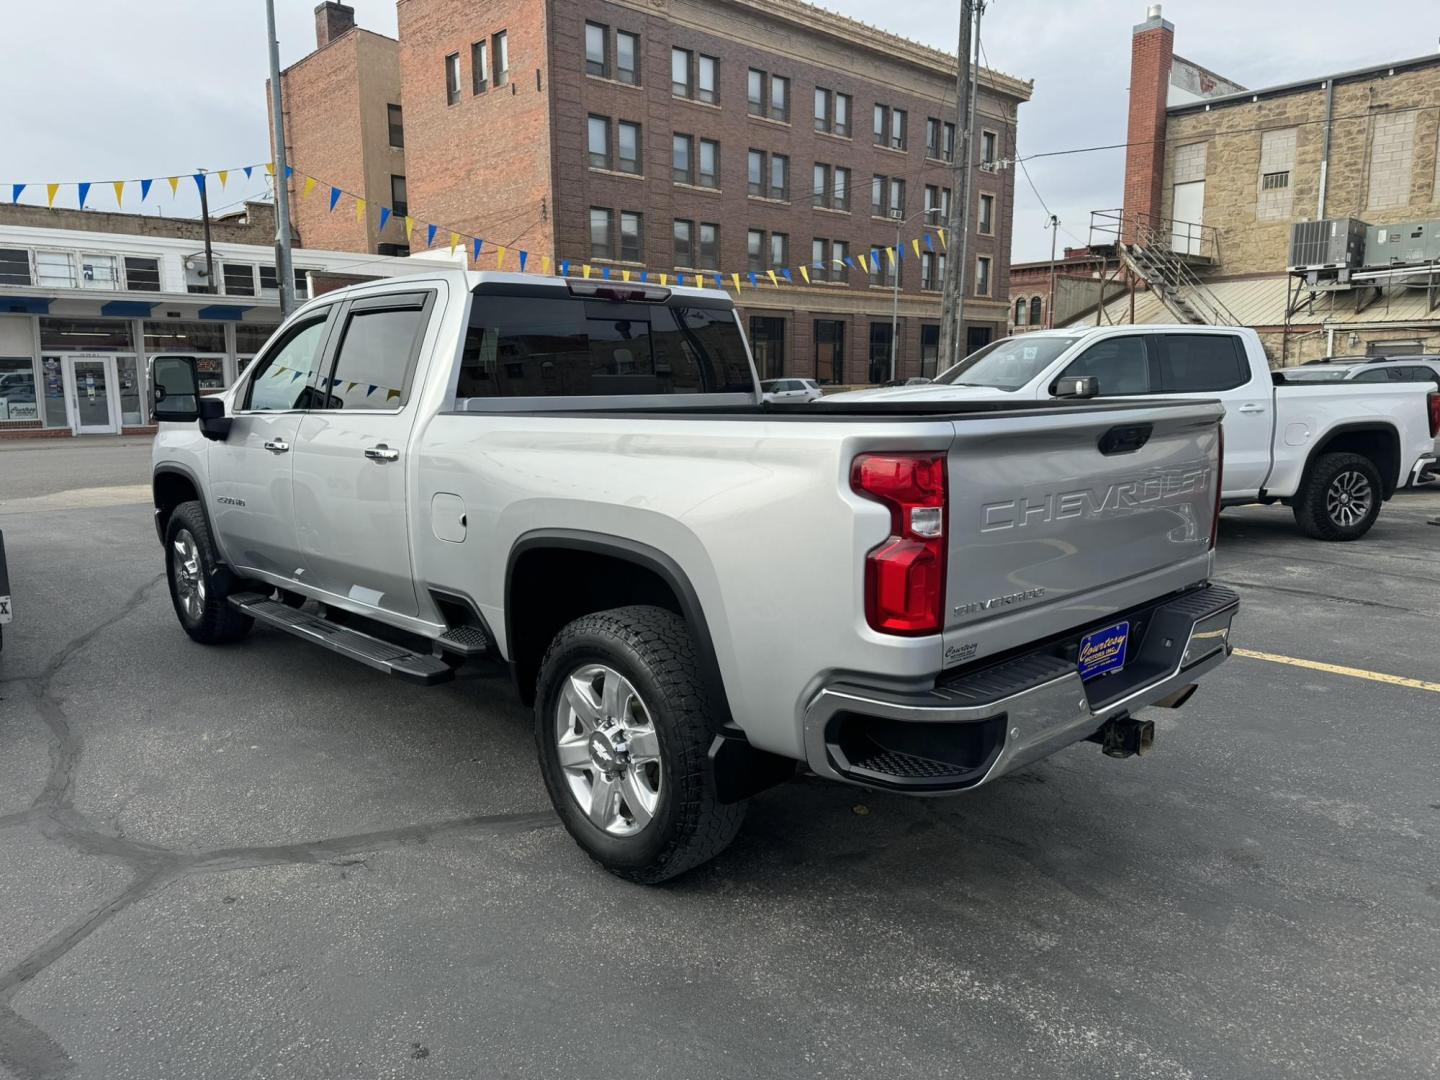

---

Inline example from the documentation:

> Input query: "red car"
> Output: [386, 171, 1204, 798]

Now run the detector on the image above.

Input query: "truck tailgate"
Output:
[942, 400, 1222, 668]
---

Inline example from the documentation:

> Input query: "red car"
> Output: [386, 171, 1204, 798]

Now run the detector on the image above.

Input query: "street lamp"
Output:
[889, 204, 945, 384]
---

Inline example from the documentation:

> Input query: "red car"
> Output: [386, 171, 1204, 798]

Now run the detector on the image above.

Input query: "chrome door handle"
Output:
[364, 444, 400, 463]
[1238, 404, 1266, 415]
[263, 440, 291, 454]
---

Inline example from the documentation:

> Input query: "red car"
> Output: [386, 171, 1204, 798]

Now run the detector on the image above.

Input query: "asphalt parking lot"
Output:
[1, 436, 1438, 1080]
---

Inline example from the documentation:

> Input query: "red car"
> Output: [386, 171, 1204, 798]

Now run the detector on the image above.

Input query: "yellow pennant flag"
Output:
[403, 215, 415, 241]
[449, 232, 460, 256]
[542, 256, 552, 275]
[887, 247, 897, 267]
[302, 176, 318, 200]
[799, 265, 810, 284]
[659, 273, 668, 287]
[496, 246, 507, 269]
[937, 228, 948, 250]
[265, 162, 276, 176]
[217, 170, 229, 188]
[621, 269, 631, 282]
[44, 183, 60, 207]
[354, 197, 366, 223]
[731, 273, 741, 291]
[112, 180, 126, 206]
[767, 270, 779, 287]
[911, 238, 922, 258]
[167, 176, 180, 196]
[582, 265, 592, 279]
[386, 389, 402, 402]
[858, 253, 870, 274]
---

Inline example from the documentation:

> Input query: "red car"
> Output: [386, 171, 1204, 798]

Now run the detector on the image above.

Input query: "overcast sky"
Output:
[5, 0, 1437, 261]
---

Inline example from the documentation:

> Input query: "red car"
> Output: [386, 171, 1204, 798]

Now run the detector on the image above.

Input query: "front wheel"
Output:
[165, 501, 253, 644]
[1292, 452, 1383, 541]
[534, 605, 745, 884]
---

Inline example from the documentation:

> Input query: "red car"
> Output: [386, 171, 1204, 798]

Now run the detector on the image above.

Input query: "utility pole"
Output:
[265, 0, 297, 316]
[937, 1, 977, 371]
[196, 168, 216, 294]
[890, 213, 902, 383]
[1046, 214, 1059, 328]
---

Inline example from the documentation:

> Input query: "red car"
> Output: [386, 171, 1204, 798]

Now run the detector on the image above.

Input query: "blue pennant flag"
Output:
[367, 385, 378, 397]
[561, 260, 570, 277]
[426, 224, 437, 247]
[714, 274, 723, 290]
[518, 250, 528, 272]
[844, 256, 857, 269]
[329, 186, 342, 211]
[290, 370, 303, 382]
[284, 165, 294, 179]
[895, 246, 904, 263]
[676, 273, 684, 287]
[639, 271, 648, 283]
[192, 173, 206, 195]
[11, 183, 25, 204]
[748, 272, 758, 287]
[243, 166, 254, 181]
[378, 206, 392, 231]
[924, 233, 935, 252]
[781, 269, 793, 283]
[139, 178, 152, 202]
[77, 182, 91, 209]
[602, 267, 611, 280]
[473, 238, 484, 262]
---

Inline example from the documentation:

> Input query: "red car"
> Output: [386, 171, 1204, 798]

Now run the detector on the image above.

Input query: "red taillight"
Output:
[1210, 423, 1224, 550]
[852, 453, 948, 636]
[1428, 392, 1439, 439]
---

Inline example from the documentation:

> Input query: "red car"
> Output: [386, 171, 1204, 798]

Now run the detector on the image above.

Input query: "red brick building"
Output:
[278, 0, 1032, 384]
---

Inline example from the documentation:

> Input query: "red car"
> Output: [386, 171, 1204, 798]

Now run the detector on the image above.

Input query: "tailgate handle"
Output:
[1098, 424, 1153, 456]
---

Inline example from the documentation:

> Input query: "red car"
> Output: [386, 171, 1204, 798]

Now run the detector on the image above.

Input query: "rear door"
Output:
[290, 289, 439, 618]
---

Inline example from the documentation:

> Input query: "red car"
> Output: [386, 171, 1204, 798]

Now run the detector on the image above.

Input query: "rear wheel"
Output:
[1293, 452, 1382, 541]
[165, 501, 253, 644]
[534, 605, 745, 884]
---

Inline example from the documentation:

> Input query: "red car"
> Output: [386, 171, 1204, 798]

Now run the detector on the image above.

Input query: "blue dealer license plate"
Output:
[1078, 621, 1129, 681]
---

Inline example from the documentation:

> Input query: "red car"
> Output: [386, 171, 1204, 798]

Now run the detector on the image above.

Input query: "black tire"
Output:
[534, 605, 745, 884]
[1292, 452, 1383, 541]
[164, 501, 253, 644]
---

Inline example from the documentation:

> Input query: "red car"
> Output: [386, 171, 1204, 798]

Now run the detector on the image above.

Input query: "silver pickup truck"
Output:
[150, 270, 1238, 883]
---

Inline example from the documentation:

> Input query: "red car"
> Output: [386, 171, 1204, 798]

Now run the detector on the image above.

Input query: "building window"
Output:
[471, 41, 488, 93]
[833, 240, 851, 283]
[747, 151, 789, 199]
[868, 323, 892, 383]
[981, 129, 997, 165]
[874, 105, 907, 151]
[387, 104, 405, 148]
[1261, 171, 1289, 190]
[975, 255, 992, 296]
[747, 69, 788, 121]
[811, 238, 830, 281]
[79, 254, 119, 290]
[33, 251, 74, 288]
[747, 69, 763, 116]
[445, 52, 461, 105]
[871, 175, 884, 216]
[222, 263, 256, 296]
[617, 31, 640, 85]
[618, 121, 641, 174]
[815, 319, 845, 384]
[123, 256, 160, 291]
[1030, 296, 1043, 326]
[697, 55, 717, 103]
[390, 174, 408, 217]
[588, 115, 611, 169]
[672, 133, 694, 184]
[673, 219, 694, 266]
[769, 232, 789, 269]
[585, 22, 608, 77]
[0, 247, 31, 286]
[920, 325, 940, 377]
[924, 185, 951, 226]
[869, 247, 896, 288]
[746, 229, 764, 273]
[492, 32, 508, 87]
[769, 74, 789, 122]
[672, 48, 692, 97]
[922, 251, 946, 291]
[697, 138, 719, 188]
[926, 118, 955, 161]
[672, 48, 715, 100]
[888, 178, 906, 218]
[590, 208, 613, 260]
[813, 164, 831, 209]
[620, 212, 642, 262]
[698, 223, 720, 270]
[978, 193, 994, 235]
[767, 153, 790, 200]
[750, 317, 786, 380]
[1014, 297, 1028, 325]
[814, 88, 851, 136]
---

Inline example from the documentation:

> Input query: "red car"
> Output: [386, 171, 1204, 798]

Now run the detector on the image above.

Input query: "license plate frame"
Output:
[1078, 620, 1130, 681]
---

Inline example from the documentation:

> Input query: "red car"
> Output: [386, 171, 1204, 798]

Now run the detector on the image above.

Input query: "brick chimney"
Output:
[314, 1, 355, 48]
[1121, 4, 1174, 242]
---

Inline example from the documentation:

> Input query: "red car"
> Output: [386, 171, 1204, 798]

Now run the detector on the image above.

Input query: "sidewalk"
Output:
[0, 434, 155, 452]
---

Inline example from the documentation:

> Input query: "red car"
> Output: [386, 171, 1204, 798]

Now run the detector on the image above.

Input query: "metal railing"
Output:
[1088, 208, 1223, 265]
[1090, 209, 1240, 327]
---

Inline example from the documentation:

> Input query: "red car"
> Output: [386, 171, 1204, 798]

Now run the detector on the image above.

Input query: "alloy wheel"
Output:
[554, 663, 663, 837]
[171, 529, 206, 622]
[1326, 470, 1373, 529]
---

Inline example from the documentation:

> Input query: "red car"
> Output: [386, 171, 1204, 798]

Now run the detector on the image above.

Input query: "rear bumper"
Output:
[1412, 453, 1437, 486]
[802, 584, 1239, 793]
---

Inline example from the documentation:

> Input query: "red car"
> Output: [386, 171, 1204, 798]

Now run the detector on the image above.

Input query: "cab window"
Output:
[1157, 334, 1249, 392]
[321, 293, 433, 410]
[1060, 336, 1151, 396]
[242, 313, 332, 411]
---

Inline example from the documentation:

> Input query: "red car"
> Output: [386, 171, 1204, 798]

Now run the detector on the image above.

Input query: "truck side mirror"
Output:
[1054, 375, 1099, 399]
[152, 357, 200, 422]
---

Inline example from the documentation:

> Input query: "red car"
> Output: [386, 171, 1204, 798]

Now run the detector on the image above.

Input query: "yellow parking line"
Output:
[1232, 648, 1440, 694]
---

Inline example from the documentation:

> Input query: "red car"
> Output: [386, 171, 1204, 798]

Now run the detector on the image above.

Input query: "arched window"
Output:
[1030, 296, 1043, 327]
[1014, 297, 1027, 326]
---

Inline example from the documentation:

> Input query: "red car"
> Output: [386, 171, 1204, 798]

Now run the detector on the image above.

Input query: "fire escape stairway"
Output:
[1120, 225, 1241, 327]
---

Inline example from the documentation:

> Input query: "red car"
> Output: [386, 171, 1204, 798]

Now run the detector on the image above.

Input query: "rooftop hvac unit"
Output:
[1362, 220, 1440, 267]
[1288, 218, 1368, 272]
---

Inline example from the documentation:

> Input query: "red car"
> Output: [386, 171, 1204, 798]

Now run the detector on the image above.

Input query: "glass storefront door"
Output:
[60, 355, 120, 434]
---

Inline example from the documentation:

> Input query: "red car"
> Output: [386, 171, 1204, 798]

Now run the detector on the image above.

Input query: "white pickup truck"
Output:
[843, 325, 1439, 541]
[150, 271, 1238, 882]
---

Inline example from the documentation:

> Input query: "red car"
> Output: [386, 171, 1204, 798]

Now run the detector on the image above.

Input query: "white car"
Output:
[760, 377, 823, 403]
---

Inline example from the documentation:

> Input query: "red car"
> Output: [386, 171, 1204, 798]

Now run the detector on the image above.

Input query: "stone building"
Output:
[275, 0, 1033, 384]
[1086, 4, 1440, 363]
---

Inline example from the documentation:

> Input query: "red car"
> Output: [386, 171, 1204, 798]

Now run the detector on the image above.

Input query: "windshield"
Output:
[933, 335, 1081, 390]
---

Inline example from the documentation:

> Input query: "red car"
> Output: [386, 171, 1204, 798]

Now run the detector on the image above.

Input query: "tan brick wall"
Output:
[1161, 61, 1440, 276]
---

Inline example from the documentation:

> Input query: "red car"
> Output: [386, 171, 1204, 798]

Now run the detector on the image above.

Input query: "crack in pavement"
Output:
[0, 575, 559, 1080]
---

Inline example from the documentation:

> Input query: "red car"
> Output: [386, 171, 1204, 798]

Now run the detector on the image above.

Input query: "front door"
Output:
[1172, 181, 1205, 256]
[63, 356, 119, 434]
[291, 289, 437, 619]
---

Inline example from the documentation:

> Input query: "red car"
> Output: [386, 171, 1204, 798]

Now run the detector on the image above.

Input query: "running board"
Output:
[229, 592, 454, 685]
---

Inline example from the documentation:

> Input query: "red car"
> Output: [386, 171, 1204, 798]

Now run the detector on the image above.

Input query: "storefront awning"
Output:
[100, 300, 156, 318]
[1, 297, 50, 314]
[197, 305, 252, 321]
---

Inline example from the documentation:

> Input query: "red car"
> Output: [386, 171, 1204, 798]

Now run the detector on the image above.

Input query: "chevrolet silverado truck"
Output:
[150, 271, 1238, 883]
[840, 325, 1440, 541]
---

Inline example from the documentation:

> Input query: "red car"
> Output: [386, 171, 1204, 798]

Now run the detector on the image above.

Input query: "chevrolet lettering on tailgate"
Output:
[981, 467, 1212, 533]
